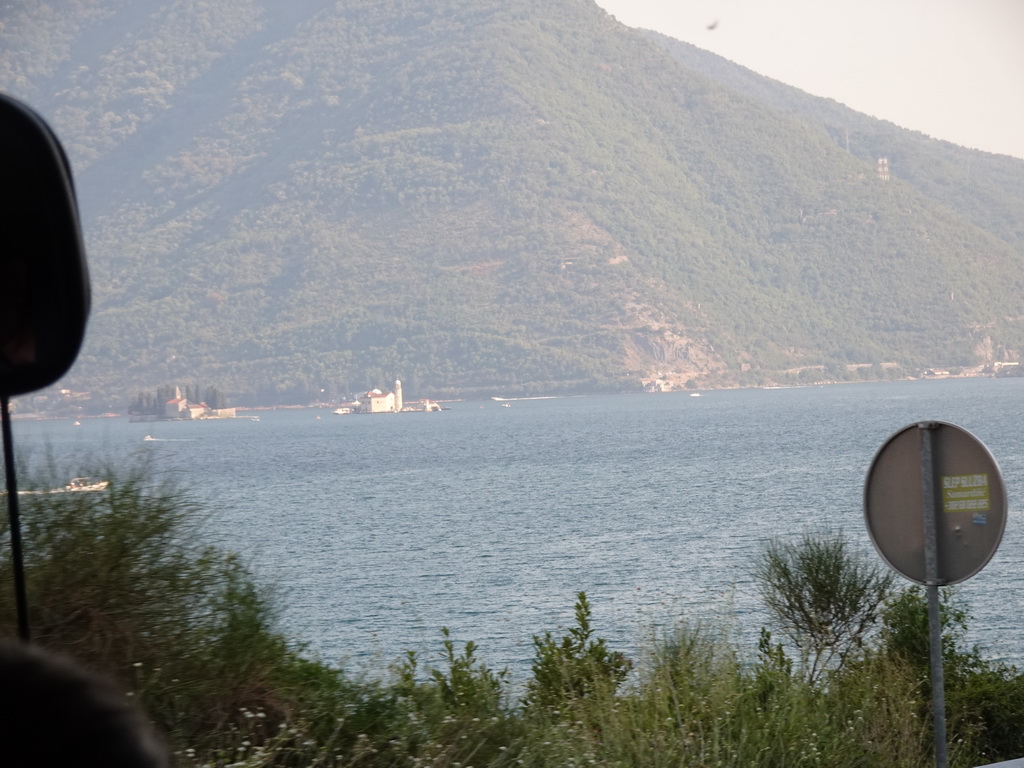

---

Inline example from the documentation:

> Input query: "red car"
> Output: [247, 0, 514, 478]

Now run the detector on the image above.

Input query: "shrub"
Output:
[754, 532, 896, 682]
[0, 464, 301, 753]
[880, 586, 1024, 765]
[595, 621, 929, 767]
[390, 631, 523, 767]
[427, 627, 507, 713]
[523, 591, 630, 711]
[880, 586, 976, 678]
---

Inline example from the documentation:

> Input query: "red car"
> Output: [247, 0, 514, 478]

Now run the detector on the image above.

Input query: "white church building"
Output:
[357, 379, 404, 413]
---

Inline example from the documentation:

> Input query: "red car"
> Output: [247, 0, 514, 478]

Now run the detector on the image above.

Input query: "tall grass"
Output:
[3, 468, 1023, 766]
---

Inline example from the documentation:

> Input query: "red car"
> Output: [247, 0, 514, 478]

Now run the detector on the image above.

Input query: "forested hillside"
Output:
[2, 0, 1022, 408]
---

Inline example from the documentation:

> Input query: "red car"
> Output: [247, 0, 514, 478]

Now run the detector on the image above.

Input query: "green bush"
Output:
[880, 585, 976, 679]
[523, 591, 631, 711]
[880, 587, 1024, 766]
[754, 532, 896, 682]
[0, 463, 312, 755]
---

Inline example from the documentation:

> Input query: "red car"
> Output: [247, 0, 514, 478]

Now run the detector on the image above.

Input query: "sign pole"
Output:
[1, 395, 30, 643]
[919, 422, 948, 768]
[867, 420, 1006, 768]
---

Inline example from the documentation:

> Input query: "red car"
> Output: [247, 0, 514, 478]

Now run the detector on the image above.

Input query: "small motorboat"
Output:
[63, 477, 110, 492]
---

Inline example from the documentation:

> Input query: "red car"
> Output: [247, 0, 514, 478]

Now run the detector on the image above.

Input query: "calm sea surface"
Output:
[11, 378, 1024, 677]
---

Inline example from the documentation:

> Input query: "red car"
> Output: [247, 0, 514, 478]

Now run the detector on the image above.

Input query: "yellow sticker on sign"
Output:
[942, 473, 990, 513]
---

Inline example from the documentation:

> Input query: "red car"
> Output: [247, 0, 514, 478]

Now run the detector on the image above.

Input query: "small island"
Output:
[128, 385, 236, 422]
[335, 380, 442, 414]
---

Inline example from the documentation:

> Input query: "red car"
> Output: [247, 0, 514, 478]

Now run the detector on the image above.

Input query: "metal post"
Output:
[1, 395, 30, 643]
[919, 422, 947, 768]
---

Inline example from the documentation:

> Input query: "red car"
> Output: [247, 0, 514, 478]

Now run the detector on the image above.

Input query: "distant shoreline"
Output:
[10, 372, 1015, 422]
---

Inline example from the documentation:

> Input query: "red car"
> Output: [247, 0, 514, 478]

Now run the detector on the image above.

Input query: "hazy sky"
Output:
[594, 0, 1024, 160]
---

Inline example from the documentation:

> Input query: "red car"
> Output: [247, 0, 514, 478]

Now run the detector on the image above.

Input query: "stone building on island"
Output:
[356, 379, 403, 413]
[162, 390, 236, 419]
[352, 379, 440, 413]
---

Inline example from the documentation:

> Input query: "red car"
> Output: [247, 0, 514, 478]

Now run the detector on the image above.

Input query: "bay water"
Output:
[11, 378, 1024, 679]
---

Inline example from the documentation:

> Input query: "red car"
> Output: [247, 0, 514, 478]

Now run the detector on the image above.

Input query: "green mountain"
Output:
[2, 0, 1023, 408]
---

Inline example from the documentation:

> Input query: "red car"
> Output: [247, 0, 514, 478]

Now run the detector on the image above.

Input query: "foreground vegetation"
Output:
[3, 469, 1024, 766]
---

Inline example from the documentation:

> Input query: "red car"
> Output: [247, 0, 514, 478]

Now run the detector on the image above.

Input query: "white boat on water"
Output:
[6, 477, 112, 496]
[64, 477, 110, 492]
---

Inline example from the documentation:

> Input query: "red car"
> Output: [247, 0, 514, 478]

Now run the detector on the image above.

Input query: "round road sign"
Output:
[864, 421, 1006, 585]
